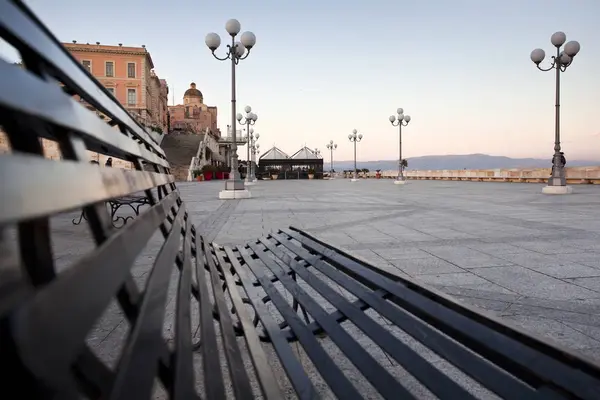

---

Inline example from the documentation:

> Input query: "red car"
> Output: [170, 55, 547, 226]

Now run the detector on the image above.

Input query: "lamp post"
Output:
[389, 108, 411, 185]
[205, 20, 256, 199]
[348, 129, 363, 182]
[237, 106, 258, 185]
[530, 32, 581, 195]
[326, 140, 337, 178]
[250, 135, 260, 182]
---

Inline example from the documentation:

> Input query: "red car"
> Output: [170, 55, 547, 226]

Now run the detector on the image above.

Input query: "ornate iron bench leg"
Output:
[109, 202, 133, 229]
[71, 209, 87, 225]
[133, 200, 149, 216]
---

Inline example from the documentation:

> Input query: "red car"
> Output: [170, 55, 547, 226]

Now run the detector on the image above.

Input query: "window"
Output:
[127, 89, 136, 105]
[127, 62, 135, 78]
[82, 60, 91, 72]
[105, 61, 114, 77]
[106, 87, 115, 96]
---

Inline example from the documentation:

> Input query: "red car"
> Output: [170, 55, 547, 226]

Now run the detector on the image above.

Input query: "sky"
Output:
[2, 0, 600, 161]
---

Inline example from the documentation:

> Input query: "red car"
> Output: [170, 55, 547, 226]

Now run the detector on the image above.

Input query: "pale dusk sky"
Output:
[2, 0, 599, 161]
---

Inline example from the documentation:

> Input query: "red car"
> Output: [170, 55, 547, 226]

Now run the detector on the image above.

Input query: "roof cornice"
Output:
[66, 46, 146, 56]
[64, 45, 155, 68]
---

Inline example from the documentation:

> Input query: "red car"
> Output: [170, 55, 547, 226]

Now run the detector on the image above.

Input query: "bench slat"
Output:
[213, 245, 284, 400]
[194, 235, 227, 398]
[0, 0, 164, 156]
[0, 60, 169, 168]
[286, 227, 600, 399]
[74, 346, 115, 397]
[172, 216, 195, 400]
[204, 238, 254, 400]
[265, 233, 477, 399]
[238, 244, 364, 399]
[109, 204, 184, 400]
[0, 154, 173, 224]
[226, 245, 319, 399]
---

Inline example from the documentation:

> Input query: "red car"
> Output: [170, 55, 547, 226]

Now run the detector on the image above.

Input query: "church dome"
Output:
[184, 82, 203, 99]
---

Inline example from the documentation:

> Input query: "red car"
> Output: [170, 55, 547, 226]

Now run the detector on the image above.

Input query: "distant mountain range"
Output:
[324, 154, 600, 171]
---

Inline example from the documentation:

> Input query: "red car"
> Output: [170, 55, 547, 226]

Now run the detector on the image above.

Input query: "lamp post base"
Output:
[219, 178, 251, 199]
[351, 178, 359, 182]
[394, 179, 408, 185]
[244, 180, 256, 186]
[542, 185, 573, 195]
[219, 188, 252, 199]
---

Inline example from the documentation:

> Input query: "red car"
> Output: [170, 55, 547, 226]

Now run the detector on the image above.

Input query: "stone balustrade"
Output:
[353, 166, 600, 184]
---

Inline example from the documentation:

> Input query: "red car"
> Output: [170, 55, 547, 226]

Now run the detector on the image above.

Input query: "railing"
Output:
[186, 128, 215, 181]
[187, 156, 198, 181]
[356, 166, 600, 184]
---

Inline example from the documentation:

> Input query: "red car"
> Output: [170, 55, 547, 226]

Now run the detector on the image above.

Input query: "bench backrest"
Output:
[0, 1, 195, 397]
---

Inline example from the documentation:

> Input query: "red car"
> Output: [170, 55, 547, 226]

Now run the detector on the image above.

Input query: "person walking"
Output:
[105, 157, 113, 167]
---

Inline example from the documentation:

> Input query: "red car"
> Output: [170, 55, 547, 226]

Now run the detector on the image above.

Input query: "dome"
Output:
[184, 82, 203, 99]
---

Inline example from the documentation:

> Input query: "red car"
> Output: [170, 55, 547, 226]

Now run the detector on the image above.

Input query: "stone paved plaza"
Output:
[46, 179, 600, 397]
[185, 179, 600, 361]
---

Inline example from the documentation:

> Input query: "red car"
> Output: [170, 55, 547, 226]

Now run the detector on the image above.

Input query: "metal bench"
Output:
[72, 194, 151, 228]
[1, 1, 600, 398]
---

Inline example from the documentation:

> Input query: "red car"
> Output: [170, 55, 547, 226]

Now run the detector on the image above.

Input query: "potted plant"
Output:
[192, 169, 203, 181]
[268, 168, 279, 180]
[221, 165, 231, 180]
[376, 169, 382, 179]
[308, 168, 315, 180]
[201, 164, 216, 181]
[215, 165, 229, 180]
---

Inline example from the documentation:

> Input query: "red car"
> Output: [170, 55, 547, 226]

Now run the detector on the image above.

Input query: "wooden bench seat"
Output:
[1, 1, 600, 398]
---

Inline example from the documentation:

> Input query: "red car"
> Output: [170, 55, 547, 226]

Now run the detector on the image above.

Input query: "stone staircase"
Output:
[160, 133, 203, 181]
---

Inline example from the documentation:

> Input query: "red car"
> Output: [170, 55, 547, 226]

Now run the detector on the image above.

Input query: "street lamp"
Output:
[348, 129, 363, 182]
[205, 19, 256, 199]
[389, 108, 411, 185]
[250, 135, 260, 182]
[326, 140, 337, 178]
[530, 31, 581, 195]
[237, 106, 258, 186]
[314, 148, 321, 158]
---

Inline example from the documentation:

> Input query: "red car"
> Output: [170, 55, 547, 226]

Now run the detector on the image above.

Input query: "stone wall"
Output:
[358, 167, 600, 184]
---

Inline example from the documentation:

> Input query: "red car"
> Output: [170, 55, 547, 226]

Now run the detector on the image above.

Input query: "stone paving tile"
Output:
[511, 240, 585, 255]
[413, 272, 517, 295]
[564, 276, 600, 292]
[525, 263, 600, 279]
[419, 245, 515, 269]
[389, 256, 465, 276]
[464, 241, 534, 255]
[500, 314, 600, 350]
[372, 247, 431, 260]
[471, 265, 599, 301]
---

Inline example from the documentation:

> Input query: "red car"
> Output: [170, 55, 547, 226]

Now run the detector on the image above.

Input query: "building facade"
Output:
[168, 83, 218, 136]
[62, 41, 169, 133]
